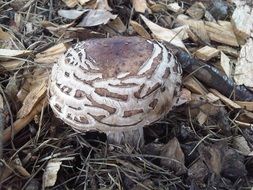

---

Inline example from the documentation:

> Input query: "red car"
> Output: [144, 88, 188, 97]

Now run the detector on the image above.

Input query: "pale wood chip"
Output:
[209, 89, 241, 109]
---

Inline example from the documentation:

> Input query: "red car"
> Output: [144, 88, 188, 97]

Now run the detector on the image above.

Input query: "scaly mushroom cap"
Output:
[49, 36, 182, 132]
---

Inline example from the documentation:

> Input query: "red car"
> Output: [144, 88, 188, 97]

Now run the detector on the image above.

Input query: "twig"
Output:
[3, 98, 47, 143]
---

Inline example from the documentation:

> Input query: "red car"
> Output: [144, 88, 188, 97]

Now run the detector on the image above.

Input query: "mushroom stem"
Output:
[106, 127, 144, 148]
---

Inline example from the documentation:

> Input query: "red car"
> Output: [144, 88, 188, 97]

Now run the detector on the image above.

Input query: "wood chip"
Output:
[217, 46, 239, 57]
[235, 101, 253, 112]
[172, 25, 189, 40]
[183, 76, 208, 95]
[197, 111, 208, 125]
[186, 2, 205, 20]
[195, 46, 220, 61]
[231, 5, 253, 42]
[204, 21, 239, 47]
[167, 2, 183, 13]
[176, 15, 210, 44]
[234, 38, 253, 87]
[131, 0, 150, 13]
[220, 52, 232, 77]
[209, 88, 241, 109]
[206, 93, 220, 102]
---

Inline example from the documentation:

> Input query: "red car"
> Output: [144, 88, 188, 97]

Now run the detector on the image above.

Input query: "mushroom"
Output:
[48, 36, 182, 148]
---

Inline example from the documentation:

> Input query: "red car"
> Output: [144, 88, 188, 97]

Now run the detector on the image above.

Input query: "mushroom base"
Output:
[106, 127, 144, 148]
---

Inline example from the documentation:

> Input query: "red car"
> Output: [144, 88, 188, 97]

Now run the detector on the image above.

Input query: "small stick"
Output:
[3, 98, 47, 143]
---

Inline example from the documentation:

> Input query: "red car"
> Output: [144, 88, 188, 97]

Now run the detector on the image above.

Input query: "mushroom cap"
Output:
[48, 36, 182, 132]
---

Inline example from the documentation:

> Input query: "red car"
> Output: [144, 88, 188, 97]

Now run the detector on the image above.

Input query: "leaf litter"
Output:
[0, 0, 253, 189]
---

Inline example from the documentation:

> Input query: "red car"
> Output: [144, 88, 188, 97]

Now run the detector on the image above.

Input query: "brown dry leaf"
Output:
[140, 15, 188, 52]
[234, 38, 253, 87]
[106, 17, 126, 34]
[43, 160, 62, 188]
[233, 136, 251, 156]
[17, 79, 47, 118]
[35, 43, 70, 64]
[58, 9, 88, 20]
[160, 137, 187, 175]
[0, 28, 11, 40]
[5, 75, 19, 99]
[130, 20, 151, 39]
[78, 9, 117, 27]
[131, 0, 150, 13]
[198, 144, 222, 175]
[188, 159, 209, 182]
[61, 0, 78, 8]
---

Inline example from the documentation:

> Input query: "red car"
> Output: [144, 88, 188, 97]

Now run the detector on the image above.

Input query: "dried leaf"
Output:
[130, 20, 151, 39]
[107, 17, 126, 33]
[0, 28, 11, 40]
[17, 80, 47, 118]
[140, 15, 188, 52]
[0, 49, 31, 59]
[233, 136, 251, 156]
[234, 38, 253, 87]
[160, 137, 187, 175]
[78, 9, 117, 27]
[35, 43, 70, 64]
[43, 160, 62, 187]
[188, 159, 208, 182]
[198, 143, 222, 175]
[5, 75, 19, 99]
[58, 9, 88, 20]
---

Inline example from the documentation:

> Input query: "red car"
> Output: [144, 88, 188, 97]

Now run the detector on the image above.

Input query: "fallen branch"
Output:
[165, 43, 253, 101]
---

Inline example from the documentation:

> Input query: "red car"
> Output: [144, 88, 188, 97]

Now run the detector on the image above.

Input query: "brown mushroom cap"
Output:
[49, 36, 182, 132]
